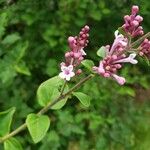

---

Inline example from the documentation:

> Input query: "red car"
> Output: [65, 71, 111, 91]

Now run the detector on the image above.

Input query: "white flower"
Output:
[59, 65, 75, 81]
[115, 53, 138, 64]
[80, 48, 87, 55]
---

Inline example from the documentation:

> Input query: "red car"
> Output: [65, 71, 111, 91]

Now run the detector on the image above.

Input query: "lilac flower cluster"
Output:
[59, 25, 90, 81]
[59, 5, 150, 85]
[93, 31, 137, 85]
[123, 5, 144, 37]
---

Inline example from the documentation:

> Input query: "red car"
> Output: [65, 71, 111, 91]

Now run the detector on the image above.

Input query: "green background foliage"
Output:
[0, 0, 150, 149]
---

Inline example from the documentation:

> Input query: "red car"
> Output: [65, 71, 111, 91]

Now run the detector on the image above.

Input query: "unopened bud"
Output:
[76, 69, 82, 75]
[132, 5, 139, 14]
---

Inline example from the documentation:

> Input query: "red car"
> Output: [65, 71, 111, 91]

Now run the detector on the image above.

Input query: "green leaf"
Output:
[90, 9, 102, 21]
[4, 137, 23, 150]
[73, 92, 91, 107]
[2, 33, 21, 45]
[14, 41, 29, 63]
[0, 12, 8, 37]
[37, 76, 69, 109]
[118, 86, 135, 97]
[143, 55, 150, 66]
[81, 59, 94, 71]
[45, 59, 58, 76]
[14, 61, 31, 76]
[26, 114, 50, 143]
[97, 46, 107, 58]
[0, 107, 16, 137]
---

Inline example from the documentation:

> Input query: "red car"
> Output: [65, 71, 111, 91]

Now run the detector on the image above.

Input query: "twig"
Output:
[0, 74, 94, 144]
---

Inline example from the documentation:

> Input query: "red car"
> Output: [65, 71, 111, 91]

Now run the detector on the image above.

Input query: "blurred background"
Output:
[0, 0, 150, 149]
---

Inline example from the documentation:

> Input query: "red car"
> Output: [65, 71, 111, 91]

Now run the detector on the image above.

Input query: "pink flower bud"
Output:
[139, 30, 144, 35]
[139, 51, 144, 56]
[132, 20, 139, 26]
[124, 15, 130, 21]
[65, 52, 70, 58]
[76, 69, 82, 75]
[112, 55, 117, 60]
[79, 31, 83, 35]
[84, 25, 90, 31]
[68, 36, 74, 43]
[74, 52, 80, 58]
[79, 40, 85, 46]
[79, 56, 84, 61]
[132, 5, 139, 14]
[70, 51, 74, 57]
[104, 73, 110, 77]
[116, 64, 122, 69]
[135, 15, 143, 22]
[82, 34, 86, 38]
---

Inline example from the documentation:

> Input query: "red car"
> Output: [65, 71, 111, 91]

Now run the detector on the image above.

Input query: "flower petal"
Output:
[68, 65, 73, 71]
[80, 48, 87, 55]
[61, 65, 67, 72]
[65, 75, 71, 81]
[59, 72, 65, 79]
[112, 74, 126, 85]
[70, 71, 75, 77]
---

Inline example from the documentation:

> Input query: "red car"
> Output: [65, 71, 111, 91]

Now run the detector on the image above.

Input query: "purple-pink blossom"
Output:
[122, 5, 144, 37]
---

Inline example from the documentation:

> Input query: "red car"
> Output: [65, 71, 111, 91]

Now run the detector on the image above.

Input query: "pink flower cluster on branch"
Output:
[123, 5, 144, 37]
[93, 31, 138, 85]
[93, 5, 147, 85]
[59, 25, 90, 81]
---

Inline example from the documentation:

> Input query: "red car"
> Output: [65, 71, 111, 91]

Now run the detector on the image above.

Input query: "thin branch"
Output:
[38, 74, 94, 115]
[60, 81, 67, 96]
[0, 74, 94, 144]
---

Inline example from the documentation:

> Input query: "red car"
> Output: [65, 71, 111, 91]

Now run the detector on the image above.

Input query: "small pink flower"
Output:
[59, 65, 75, 81]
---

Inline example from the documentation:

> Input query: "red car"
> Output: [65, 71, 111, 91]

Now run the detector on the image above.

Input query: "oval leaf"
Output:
[73, 92, 91, 107]
[97, 46, 107, 58]
[37, 76, 69, 109]
[2, 33, 20, 45]
[81, 59, 94, 71]
[14, 61, 31, 76]
[0, 107, 16, 137]
[4, 137, 23, 150]
[26, 114, 50, 143]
